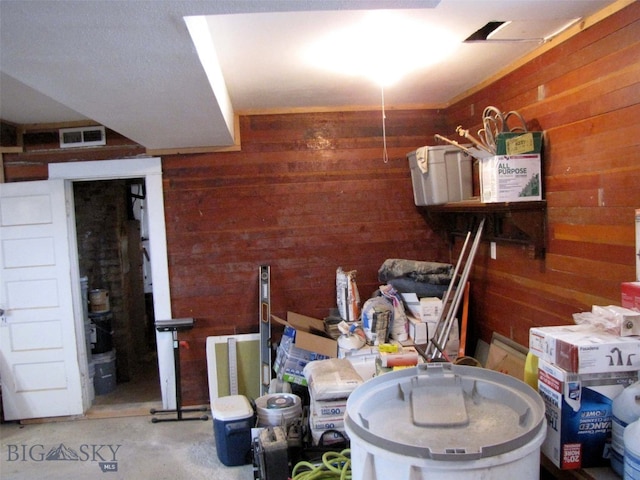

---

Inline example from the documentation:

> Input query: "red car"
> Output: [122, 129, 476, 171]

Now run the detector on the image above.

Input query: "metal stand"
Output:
[150, 318, 208, 422]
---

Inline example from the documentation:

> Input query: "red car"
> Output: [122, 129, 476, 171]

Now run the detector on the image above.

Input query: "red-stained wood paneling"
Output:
[446, 2, 640, 355]
[2, 3, 638, 406]
[161, 110, 449, 402]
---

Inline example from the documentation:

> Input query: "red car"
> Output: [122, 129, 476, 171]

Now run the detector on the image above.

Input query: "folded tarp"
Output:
[388, 278, 448, 299]
[378, 258, 453, 285]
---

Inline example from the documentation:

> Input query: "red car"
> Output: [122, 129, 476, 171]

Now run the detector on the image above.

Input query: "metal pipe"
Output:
[433, 134, 476, 157]
[455, 126, 493, 154]
[425, 231, 472, 359]
[435, 218, 485, 359]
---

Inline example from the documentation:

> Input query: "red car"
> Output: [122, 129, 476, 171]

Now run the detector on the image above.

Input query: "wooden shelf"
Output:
[418, 198, 546, 259]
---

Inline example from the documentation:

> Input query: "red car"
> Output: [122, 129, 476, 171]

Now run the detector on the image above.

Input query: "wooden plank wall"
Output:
[162, 110, 450, 403]
[445, 2, 640, 348]
[1, 2, 638, 405]
[2, 111, 450, 405]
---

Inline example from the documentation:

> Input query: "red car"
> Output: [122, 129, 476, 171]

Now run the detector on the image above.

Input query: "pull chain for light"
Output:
[381, 85, 389, 163]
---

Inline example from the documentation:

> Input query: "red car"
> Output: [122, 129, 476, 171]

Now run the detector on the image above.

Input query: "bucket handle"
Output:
[401, 364, 469, 427]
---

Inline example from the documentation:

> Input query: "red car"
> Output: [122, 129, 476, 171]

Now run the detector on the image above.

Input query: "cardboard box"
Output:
[273, 327, 332, 385]
[480, 154, 542, 203]
[420, 297, 443, 322]
[485, 336, 527, 381]
[592, 304, 640, 336]
[537, 358, 638, 470]
[401, 293, 442, 323]
[622, 282, 640, 311]
[401, 293, 421, 319]
[272, 312, 337, 358]
[423, 319, 459, 359]
[272, 312, 337, 385]
[407, 314, 428, 344]
[529, 324, 640, 374]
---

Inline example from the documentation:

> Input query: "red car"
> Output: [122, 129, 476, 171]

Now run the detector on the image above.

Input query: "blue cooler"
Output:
[211, 395, 254, 466]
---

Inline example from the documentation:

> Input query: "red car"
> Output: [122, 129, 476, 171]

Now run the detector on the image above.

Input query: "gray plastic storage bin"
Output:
[408, 145, 472, 205]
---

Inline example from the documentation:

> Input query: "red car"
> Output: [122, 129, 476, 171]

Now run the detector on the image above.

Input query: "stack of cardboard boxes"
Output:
[402, 293, 459, 358]
[530, 307, 640, 470]
[272, 312, 337, 386]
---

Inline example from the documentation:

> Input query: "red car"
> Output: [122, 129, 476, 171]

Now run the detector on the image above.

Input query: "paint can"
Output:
[89, 288, 110, 313]
[255, 393, 302, 428]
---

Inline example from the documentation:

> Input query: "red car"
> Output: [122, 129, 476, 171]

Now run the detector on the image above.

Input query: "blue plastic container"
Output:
[212, 395, 254, 466]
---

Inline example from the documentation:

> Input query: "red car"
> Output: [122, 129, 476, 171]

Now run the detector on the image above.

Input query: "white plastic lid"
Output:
[211, 395, 253, 421]
[345, 363, 545, 461]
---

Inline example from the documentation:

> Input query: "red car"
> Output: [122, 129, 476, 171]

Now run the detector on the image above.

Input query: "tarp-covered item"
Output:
[378, 259, 453, 285]
[388, 278, 449, 299]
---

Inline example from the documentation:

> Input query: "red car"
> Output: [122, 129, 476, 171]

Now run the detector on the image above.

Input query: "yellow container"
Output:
[524, 352, 538, 391]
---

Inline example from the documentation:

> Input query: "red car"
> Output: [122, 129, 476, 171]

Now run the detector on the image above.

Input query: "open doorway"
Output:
[73, 178, 160, 406]
[49, 158, 177, 416]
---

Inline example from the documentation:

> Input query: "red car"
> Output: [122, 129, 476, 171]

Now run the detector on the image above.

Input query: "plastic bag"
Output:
[361, 296, 392, 345]
[336, 267, 360, 321]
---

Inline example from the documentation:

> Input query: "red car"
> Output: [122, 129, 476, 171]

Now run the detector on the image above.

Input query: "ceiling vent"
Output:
[59, 126, 106, 148]
[465, 18, 581, 43]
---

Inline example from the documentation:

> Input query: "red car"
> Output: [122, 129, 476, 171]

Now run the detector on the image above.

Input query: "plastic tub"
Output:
[612, 380, 640, 476]
[625, 419, 640, 479]
[93, 350, 116, 395]
[345, 363, 546, 480]
[407, 145, 472, 206]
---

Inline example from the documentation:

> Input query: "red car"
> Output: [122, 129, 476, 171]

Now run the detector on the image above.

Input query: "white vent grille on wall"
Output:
[59, 126, 106, 148]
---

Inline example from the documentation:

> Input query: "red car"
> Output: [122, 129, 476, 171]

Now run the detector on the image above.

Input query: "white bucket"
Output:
[612, 380, 640, 475]
[345, 363, 546, 480]
[255, 393, 302, 427]
[625, 419, 640, 480]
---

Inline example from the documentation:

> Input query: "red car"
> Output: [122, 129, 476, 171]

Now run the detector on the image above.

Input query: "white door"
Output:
[0, 179, 84, 420]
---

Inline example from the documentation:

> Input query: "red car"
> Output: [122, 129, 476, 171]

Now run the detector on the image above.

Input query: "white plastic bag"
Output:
[336, 267, 360, 321]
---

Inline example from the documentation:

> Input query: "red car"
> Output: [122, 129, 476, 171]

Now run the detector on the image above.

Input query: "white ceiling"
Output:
[0, 0, 616, 151]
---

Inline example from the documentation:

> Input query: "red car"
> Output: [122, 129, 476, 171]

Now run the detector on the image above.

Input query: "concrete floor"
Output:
[0, 411, 254, 480]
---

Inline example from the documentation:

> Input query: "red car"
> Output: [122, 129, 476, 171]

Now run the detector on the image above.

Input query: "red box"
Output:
[622, 282, 640, 311]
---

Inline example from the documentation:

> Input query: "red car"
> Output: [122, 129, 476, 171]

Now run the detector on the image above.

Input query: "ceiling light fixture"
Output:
[304, 10, 458, 87]
[304, 10, 458, 163]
